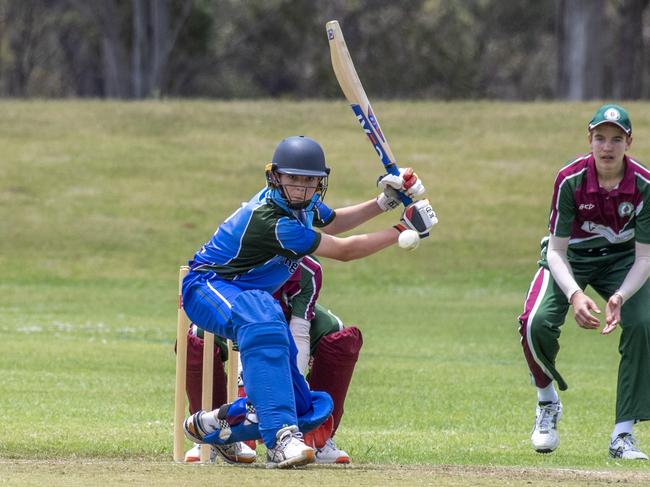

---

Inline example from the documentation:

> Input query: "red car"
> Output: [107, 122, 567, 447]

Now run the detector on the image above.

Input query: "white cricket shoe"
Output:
[609, 433, 649, 460]
[531, 401, 562, 453]
[184, 441, 256, 464]
[184, 443, 211, 462]
[266, 425, 315, 469]
[183, 410, 212, 443]
[213, 441, 257, 464]
[315, 437, 350, 464]
[183, 410, 257, 464]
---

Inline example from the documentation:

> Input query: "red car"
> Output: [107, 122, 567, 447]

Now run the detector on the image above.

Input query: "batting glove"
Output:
[376, 168, 426, 211]
[396, 199, 438, 238]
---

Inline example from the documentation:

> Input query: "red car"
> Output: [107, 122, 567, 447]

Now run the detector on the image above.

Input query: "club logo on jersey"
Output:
[618, 202, 634, 217]
[283, 258, 299, 274]
[604, 108, 621, 121]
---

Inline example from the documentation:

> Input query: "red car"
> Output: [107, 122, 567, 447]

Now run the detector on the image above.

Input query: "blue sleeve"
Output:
[313, 201, 335, 228]
[275, 217, 321, 257]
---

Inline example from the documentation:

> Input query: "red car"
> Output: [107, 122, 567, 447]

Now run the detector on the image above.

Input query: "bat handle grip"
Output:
[385, 162, 400, 176]
[385, 163, 412, 206]
[399, 193, 412, 206]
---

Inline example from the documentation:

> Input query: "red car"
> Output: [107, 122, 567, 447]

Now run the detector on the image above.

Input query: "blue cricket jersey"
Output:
[189, 188, 335, 294]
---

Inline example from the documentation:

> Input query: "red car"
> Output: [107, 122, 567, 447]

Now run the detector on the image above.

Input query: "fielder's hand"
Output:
[602, 292, 623, 335]
[376, 168, 426, 211]
[570, 291, 601, 330]
[397, 199, 438, 237]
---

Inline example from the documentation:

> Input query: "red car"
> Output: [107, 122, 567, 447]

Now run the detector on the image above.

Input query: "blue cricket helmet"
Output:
[271, 136, 331, 177]
[266, 136, 330, 210]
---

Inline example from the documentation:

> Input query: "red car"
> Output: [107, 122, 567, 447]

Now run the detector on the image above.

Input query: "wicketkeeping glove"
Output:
[396, 199, 438, 237]
[376, 168, 426, 211]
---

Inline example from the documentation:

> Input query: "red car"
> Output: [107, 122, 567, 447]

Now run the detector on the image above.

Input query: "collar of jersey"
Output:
[267, 189, 319, 214]
[585, 154, 635, 195]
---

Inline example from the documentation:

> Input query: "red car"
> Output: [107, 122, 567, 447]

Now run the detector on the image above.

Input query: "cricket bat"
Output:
[326, 19, 411, 207]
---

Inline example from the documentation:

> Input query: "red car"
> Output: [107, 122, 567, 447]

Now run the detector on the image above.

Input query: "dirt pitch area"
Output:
[2, 460, 650, 487]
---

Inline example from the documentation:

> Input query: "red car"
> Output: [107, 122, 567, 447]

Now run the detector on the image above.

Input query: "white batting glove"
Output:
[376, 168, 426, 211]
[396, 199, 438, 237]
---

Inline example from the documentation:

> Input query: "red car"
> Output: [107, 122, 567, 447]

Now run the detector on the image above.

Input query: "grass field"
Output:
[2, 100, 650, 486]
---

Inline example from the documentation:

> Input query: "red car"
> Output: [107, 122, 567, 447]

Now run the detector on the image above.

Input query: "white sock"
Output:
[536, 383, 559, 403]
[198, 410, 220, 434]
[612, 420, 634, 441]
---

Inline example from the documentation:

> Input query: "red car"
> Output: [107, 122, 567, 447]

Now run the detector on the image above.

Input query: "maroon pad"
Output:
[185, 332, 228, 414]
[308, 326, 362, 433]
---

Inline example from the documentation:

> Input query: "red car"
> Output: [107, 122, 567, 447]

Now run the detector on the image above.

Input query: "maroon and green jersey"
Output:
[548, 154, 650, 257]
[274, 255, 322, 321]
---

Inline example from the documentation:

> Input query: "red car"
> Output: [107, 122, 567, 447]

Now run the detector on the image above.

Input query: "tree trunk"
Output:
[149, 0, 170, 97]
[97, 0, 129, 98]
[5, 2, 37, 96]
[557, 0, 605, 100]
[133, 0, 146, 99]
[615, 0, 649, 99]
[146, 0, 192, 98]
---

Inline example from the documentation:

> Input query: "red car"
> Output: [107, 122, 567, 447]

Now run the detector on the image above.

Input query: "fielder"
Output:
[182, 255, 362, 464]
[519, 104, 650, 459]
[181, 135, 436, 468]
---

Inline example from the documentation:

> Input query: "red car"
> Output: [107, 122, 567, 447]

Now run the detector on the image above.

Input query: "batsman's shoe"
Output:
[531, 401, 562, 453]
[184, 442, 256, 464]
[315, 438, 350, 464]
[213, 441, 257, 465]
[609, 433, 649, 460]
[183, 410, 212, 444]
[266, 425, 315, 469]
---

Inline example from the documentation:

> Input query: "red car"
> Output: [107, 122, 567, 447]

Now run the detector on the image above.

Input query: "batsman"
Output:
[181, 135, 436, 468]
[183, 255, 363, 464]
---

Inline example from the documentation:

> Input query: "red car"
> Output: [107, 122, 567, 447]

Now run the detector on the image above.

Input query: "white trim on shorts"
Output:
[525, 267, 554, 380]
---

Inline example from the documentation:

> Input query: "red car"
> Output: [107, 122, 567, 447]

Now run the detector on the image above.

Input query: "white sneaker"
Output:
[531, 401, 562, 453]
[183, 409, 257, 465]
[184, 443, 204, 462]
[183, 410, 212, 443]
[213, 441, 257, 464]
[315, 438, 350, 464]
[266, 425, 315, 468]
[184, 443, 216, 463]
[609, 433, 649, 460]
[184, 441, 256, 464]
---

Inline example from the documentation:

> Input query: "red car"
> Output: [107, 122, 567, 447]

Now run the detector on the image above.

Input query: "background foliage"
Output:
[1, 0, 649, 100]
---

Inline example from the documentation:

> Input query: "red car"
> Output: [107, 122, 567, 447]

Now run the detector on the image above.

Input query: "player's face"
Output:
[278, 173, 320, 204]
[589, 124, 631, 169]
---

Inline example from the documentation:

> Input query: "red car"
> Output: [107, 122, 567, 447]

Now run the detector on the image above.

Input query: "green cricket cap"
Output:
[588, 104, 632, 135]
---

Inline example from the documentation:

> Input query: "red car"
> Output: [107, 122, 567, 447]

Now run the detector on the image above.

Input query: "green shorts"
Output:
[520, 247, 650, 422]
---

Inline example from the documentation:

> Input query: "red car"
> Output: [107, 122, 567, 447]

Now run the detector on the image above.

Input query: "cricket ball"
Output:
[398, 229, 420, 250]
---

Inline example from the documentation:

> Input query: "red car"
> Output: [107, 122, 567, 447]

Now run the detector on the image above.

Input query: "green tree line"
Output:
[0, 0, 648, 100]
